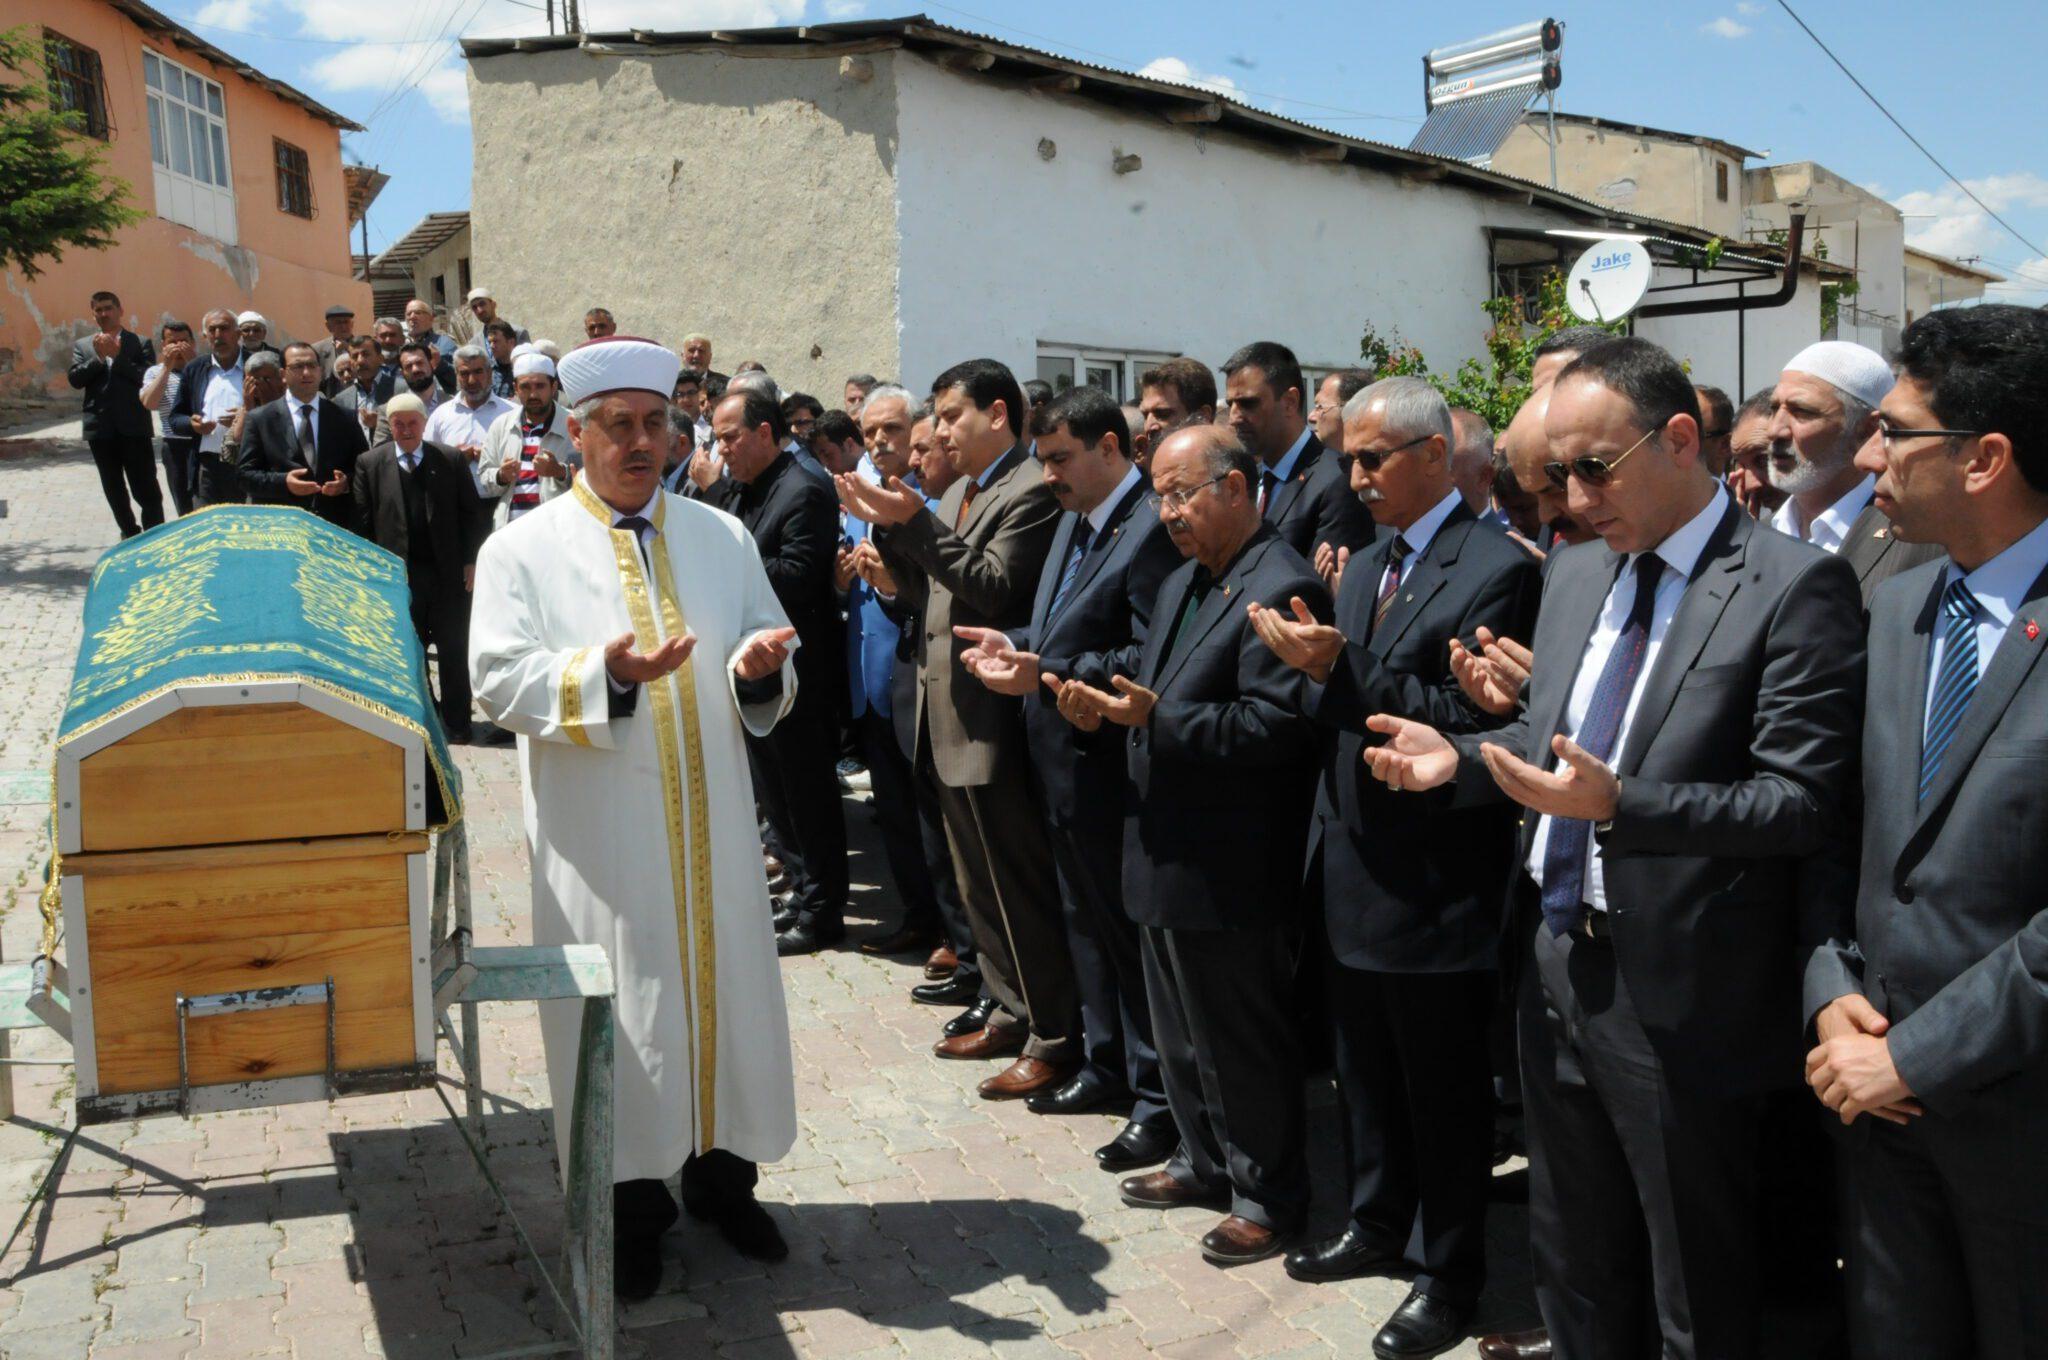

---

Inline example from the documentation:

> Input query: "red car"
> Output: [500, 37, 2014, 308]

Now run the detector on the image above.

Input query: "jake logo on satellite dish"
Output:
[1568, 237, 1654, 323]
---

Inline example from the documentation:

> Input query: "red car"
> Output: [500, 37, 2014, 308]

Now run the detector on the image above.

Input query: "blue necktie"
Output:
[1919, 578, 1981, 801]
[1540, 553, 1664, 936]
[1047, 519, 1094, 621]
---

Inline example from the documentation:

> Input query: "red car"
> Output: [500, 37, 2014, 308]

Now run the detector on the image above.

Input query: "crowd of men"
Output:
[65, 285, 2048, 1360]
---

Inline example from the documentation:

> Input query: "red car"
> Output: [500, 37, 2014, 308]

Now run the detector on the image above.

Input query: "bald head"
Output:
[1502, 389, 1596, 546]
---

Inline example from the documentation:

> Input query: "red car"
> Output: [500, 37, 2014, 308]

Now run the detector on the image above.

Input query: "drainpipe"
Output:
[1637, 210, 1806, 319]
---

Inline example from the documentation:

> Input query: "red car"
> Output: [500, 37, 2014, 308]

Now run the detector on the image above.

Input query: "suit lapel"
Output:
[1617, 504, 1747, 777]
[1527, 547, 1623, 765]
[1066, 479, 1144, 605]
[1032, 511, 1080, 631]
[1155, 538, 1261, 691]
[1261, 433, 1319, 526]
[1369, 506, 1473, 658]
[959, 445, 1024, 540]
[1911, 562, 2048, 828]
[1839, 503, 1896, 590]
[1882, 572, 1944, 842]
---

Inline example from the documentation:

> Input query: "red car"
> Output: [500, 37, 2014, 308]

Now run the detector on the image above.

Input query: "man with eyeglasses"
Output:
[235, 341, 365, 533]
[1364, 336, 1865, 1360]
[1046, 423, 1329, 1271]
[1769, 342, 1944, 603]
[1247, 377, 1538, 1356]
[1805, 304, 2048, 1360]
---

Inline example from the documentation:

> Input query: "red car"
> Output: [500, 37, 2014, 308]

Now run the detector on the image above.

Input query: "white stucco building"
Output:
[459, 17, 1832, 401]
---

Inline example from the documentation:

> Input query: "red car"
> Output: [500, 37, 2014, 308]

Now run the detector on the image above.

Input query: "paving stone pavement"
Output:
[0, 422, 1541, 1358]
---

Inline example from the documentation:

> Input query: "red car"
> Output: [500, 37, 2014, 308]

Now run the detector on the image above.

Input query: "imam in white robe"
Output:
[469, 477, 800, 1179]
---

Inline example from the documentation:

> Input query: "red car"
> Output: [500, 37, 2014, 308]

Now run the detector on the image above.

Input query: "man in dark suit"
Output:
[167, 308, 250, 507]
[1052, 424, 1330, 1269]
[1222, 340, 1378, 561]
[1767, 341, 1944, 603]
[839, 360, 1075, 1102]
[706, 387, 848, 956]
[68, 290, 164, 537]
[1366, 338, 1866, 1360]
[954, 386, 1181, 1169]
[237, 342, 367, 533]
[353, 392, 489, 742]
[1806, 304, 2048, 1360]
[1252, 377, 1540, 1356]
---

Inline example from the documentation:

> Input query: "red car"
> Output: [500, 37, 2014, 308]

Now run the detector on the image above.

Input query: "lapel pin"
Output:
[2028, 620, 2040, 641]
[1874, 527, 1889, 540]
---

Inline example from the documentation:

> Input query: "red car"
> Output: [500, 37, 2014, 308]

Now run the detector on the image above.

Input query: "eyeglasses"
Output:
[1874, 416, 1982, 449]
[1544, 426, 1658, 490]
[1338, 433, 1431, 474]
[1145, 474, 1228, 514]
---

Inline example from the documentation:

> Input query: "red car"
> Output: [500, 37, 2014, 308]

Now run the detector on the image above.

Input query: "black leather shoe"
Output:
[615, 1236, 664, 1301]
[772, 905, 800, 933]
[1026, 1070, 1131, 1116]
[942, 996, 998, 1038]
[1285, 1222, 1406, 1283]
[913, 973, 982, 1007]
[682, 1190, 789, 1263]
[1095, 1121, 1176, 1172]
[1372, 1288, 1471, 1360]
[775, 917, 845, 956]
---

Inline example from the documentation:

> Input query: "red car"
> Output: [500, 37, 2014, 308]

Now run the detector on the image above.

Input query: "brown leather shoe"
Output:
[1477, 1328, 1553, 1360]
[924, 945, 959, 980]
[977, 1058, 1077, 1101]
[860, 925, 939, 957]
[932, 1023, 1026, 1060]
[1118, 1170, 1229, 1211]
[1199, 1215, 1284, 1266]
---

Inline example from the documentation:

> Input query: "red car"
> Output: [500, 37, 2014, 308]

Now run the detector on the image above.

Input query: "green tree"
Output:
[1357, 270, 1625, 429]
[0, 28, 143, 280]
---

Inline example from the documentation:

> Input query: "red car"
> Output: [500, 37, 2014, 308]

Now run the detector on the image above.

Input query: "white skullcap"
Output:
[558, 337, 679, 406]
[465, 286, 492, 303]
[1781, 341, 1893, 410]
[512, 351, 556, 379]
[383, 392, 427, 419]
[236, 310, 267, 327]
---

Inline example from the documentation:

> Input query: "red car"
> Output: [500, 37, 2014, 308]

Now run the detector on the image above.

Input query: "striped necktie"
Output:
[1047, 519, 1094, 621]
[1919, 577, 1981, 802]
[1373, 536, 1412, 632]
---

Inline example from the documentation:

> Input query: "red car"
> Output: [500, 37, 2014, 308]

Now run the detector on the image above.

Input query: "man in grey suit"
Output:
[839, 359, 1076, 1101]
[1806, 304, 2048, 1360]
[67, 290, 164, 537]
[1367, 337, 1866, 1360]
[1767, 341, 1944, 603]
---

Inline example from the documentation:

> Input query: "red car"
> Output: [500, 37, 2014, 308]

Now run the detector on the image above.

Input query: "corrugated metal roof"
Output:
[1408, 86, 1538, 167]
[372, 212, 469, 270]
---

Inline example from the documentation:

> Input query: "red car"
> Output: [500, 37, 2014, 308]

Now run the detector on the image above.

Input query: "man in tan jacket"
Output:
[839, 359, 1077, 1100]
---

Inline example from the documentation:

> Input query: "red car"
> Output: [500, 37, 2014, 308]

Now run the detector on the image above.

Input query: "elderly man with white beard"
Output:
[1768, 341, 1943, 602]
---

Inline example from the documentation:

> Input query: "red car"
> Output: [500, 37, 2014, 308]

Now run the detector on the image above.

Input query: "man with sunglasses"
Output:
[1248, 377, 1539, 1356]
[1364, 337, 1865, 1360]
[1805, 304, 2048, 1359]
[1769, 342, 1944, 603]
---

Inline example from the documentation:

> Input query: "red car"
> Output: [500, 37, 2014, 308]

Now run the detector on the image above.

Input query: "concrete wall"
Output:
[465, 44, 901, 393]
[1494, 121, 1744, 240]
[893, 55, 1571, 395]
[1636, 269, 1822, 400]
[1, 0, 369, 400]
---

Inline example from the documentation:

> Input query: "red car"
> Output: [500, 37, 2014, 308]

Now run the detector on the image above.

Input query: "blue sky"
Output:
[170, 0, 2048, 302]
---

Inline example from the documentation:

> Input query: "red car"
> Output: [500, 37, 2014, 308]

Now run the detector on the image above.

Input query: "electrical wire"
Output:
[1775, 0, 2046, 263]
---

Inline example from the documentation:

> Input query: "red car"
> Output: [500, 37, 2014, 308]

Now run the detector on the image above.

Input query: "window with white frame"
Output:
[144, 48, 237, 243]
[1035, 344, 1182, 404]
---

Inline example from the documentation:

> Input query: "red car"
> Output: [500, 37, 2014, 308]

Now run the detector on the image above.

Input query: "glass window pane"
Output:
[168, 100, 191, 176]
[147, 96, 164, 166]
[1036, 355, 1075, 393]
[185, 71, 203, 106]
[145, 52, 159, 89]
[187, 109, 211, 183]
[207, 83, 223, 117]
[210, 125, 229, 186]
[1084, 363, 1118, 397]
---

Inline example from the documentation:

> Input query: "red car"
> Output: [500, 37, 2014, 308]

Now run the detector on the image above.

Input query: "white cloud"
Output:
[1137, 56, 1240, 98]
[1700, 17, 1751, 39]
[1889, 171, 2048, 305]
[823, 0, 864, 16]
[273, 0, 803, 127]
[1735, 1, 1764, 14]
[193, 0, 261, 27]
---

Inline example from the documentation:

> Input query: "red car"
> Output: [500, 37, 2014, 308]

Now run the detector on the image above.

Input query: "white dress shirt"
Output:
[198, 357, 243, 454]
[426, 392, 518, 493]
[285, 392, 321, 465]
[1380, 489, 1463, 595]
[1923, 513, 2048, 731]
[1771, 473, 1873, 555]
[1526, 487, 1731, 913]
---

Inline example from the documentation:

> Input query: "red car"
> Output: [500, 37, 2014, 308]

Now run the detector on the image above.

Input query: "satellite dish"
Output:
[1566, 237, 1653, 322]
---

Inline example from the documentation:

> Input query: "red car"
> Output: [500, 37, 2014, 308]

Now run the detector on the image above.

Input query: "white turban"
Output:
[383, 392, 427, 419]
[1781, 341, 1893, 410]
[236, 310, 267, 328]
[512, 352, 556, 380]
[558, 337, 679, 406]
